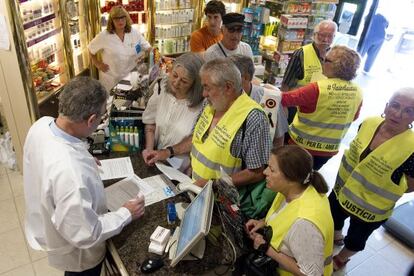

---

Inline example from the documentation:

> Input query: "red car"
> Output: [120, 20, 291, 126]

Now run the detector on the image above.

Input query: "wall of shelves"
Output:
[260, 0, 337, 86]
[18, 0, 70, 108]
[153, 1, 196, 55]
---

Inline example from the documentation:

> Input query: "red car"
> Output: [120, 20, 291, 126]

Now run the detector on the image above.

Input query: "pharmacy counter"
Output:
[102, 153, 236, 275]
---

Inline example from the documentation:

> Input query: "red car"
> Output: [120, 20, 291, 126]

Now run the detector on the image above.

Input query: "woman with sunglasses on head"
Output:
[246, 145, 334, 276]
[281, 45, 363, 170]
[88, 6, 151, 92]
[141, 53, 204, 172]
[330, 87, 414, 271]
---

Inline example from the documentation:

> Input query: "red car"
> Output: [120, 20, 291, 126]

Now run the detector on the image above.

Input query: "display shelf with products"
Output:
[153, 0, 196, 56]
[16, 0, 70, 107]
[156, 38, 189, 55]
[241, 4, 271, 55]
[258, 0, 337, 87]
[62, 0, 91, 76]
[23, 13, 56, 30]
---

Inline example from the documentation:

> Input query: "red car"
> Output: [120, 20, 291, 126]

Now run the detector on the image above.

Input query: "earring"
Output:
[381, 113, 385, 118]
[409, 124, 413, 129]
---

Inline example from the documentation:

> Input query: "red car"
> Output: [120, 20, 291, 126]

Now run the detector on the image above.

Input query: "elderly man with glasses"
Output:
[281, 20, 338, 123]
[204, 13, 253, 61]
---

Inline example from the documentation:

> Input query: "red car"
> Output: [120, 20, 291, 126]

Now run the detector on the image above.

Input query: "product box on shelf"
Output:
[278, 28, 305, 41]
[280, 15, 308, 29]
[283, 2, 311, 15]
[277, 40, 302, 54]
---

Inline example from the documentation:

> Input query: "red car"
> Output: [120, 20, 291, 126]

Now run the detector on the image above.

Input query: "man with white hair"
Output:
[281, 20, 338, 122]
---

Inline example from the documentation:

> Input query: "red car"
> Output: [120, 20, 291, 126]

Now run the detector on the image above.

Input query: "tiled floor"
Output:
[0, 166, 62, 276]
[0, 65, 413, 275]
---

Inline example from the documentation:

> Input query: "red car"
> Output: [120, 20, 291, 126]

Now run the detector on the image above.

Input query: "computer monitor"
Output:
[170, 181, 214, 267]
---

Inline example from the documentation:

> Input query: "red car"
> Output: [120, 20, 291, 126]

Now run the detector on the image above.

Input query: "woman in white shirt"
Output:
[142, 53, 204, 172]
[88, 6, 151, 92]
[245, 145, 334, 276]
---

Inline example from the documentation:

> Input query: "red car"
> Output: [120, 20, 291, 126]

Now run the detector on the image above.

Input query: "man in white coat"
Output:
[23, 77, 145, 275]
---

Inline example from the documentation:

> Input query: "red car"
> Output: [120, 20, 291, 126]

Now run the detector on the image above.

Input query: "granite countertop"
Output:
[100, 152, 235, 275]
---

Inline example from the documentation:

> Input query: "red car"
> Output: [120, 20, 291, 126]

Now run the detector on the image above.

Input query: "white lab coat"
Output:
[88, 28, 151, 91]
[23, 117, 131, 272]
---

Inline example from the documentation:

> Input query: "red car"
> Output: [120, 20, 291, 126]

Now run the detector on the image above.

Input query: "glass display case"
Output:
[17, 0, 70, 106]
[61, 0, 91, 76]
[153, 0, 196, 55]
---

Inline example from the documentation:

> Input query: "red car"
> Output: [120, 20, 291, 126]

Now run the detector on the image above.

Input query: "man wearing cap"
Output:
[204, 12, 253, 61]
[190, 0, 226, 53]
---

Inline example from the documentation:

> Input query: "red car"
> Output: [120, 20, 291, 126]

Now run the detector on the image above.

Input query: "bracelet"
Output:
[166, 146, 175, 157]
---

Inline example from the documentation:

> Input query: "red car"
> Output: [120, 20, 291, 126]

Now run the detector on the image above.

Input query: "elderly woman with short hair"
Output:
[282, 45, 363, 170]
[142, 53, 204, 172]
[330, 87, 414, 270]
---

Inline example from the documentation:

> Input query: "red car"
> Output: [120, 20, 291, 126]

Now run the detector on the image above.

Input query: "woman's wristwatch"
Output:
[166, 146, 175, 157]
[257, 242, 269, 255]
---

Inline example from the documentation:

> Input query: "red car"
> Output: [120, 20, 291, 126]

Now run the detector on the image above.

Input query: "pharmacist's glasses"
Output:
[113, 16, 126, 21]
[227, 26, 243, 33]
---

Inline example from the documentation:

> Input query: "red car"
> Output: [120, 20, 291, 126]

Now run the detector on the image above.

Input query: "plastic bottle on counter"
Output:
[119, 126, 125, 142]
[128, 126, 134, 146]
[124, 126, 130, 144]
[133, 127, 139, 148]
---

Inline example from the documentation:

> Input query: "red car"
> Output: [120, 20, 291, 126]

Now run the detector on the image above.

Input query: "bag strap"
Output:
[157, 78, 162, 95]
[217, 42, 228, 57]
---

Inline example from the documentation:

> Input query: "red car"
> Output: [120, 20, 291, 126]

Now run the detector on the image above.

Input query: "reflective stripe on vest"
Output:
[290, 125, 342, 144]
[298, 117, 351, 130]
[297, 44, 322, 87]
[191, 146, 239, 176]
[340, 157, 401, 201]
[191, 93, 263, 181]
[289, 78, 362, 153]
[266, 185, 334, 276]
[335, 116, 413, 222]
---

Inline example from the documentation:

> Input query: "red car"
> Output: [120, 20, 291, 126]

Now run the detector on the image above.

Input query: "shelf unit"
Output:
[61, 0, 91, 76]
[16, 0, 70, 110]
[152, 2, 196, 55]
[261, 0, 337, 87]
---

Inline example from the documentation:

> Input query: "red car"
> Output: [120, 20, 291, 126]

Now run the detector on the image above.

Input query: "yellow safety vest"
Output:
[297, 44, 322, 87]
[334, 117, 414, 222]
[265, 185, 333, 276]
[289, 78, 362, 153]
[191, 93, 263, 180]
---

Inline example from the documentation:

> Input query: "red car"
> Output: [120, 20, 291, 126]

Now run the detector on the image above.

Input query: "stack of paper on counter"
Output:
[105, 174, 178, 211]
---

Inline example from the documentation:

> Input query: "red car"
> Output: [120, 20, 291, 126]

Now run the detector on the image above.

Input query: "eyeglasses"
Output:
[388, 102, 414, 117]
[316, 32, 335, 39]
[227, 26, 243, 33]
[323, 58, 334, 63]
[113, 16, 126, 21]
